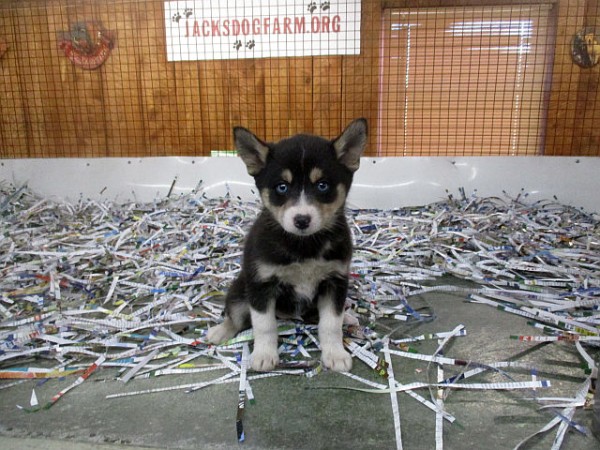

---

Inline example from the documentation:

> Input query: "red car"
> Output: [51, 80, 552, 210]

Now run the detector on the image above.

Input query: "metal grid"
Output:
[0, 0, 598, 158]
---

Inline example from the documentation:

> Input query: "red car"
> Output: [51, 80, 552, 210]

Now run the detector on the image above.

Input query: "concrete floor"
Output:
[1, 285, 599, 450]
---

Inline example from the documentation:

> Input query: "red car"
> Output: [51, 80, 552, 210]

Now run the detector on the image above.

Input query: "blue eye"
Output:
[275, 182, 289, 195]
[316, 181, 330, 193]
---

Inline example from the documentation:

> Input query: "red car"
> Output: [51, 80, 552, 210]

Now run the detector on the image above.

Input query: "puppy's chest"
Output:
[256, 258, 347, 299]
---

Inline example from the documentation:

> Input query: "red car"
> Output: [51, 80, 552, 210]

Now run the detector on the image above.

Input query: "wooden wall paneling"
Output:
[382, 0, 560, 8]
[45, 0, 80, 157]
[342, 0, 381, 155]
[520, 6, 555, 155]
[545, 0, 586, 155]
[313, 55, 343, 138]
[171, 62, 204, 156]
[288, 57, 314, 134]
[378, 8, 398, 155]
[0, 3, 29, 157]
[17, 1, 65, 157]
[136, 0, 178, 156]
[96, 0, 147, 157]
[198, 60, 228, 153]
[223, 59, 244, 145]
[575, 0, 600, 154]
[253, 60, 268, 138]
[62, 0, 108, 157]
[226, 59, 267, 141]
[1, 0, 598, 158]
[264, 57, 291, 142]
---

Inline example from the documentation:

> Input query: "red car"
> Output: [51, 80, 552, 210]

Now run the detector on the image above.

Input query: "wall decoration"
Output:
[58, 21, 114, 70]
[571, 27, 600, 68]
[164, 0, 361, 61]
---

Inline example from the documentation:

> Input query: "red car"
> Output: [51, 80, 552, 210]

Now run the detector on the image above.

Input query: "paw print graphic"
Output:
[307, 2, 317, 13]
[184, 8, 193, 18]
[172, 12, 182, 23]
[321, 1, 330, 11]
[246, 40, 255, 50]
[233, 40, 242, 51]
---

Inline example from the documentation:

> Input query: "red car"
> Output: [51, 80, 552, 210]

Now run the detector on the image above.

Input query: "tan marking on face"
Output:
[309, 168, 324, 184]
[281, 169, 293, 184]
[262, 184, 348, 236]
[315, 184, 347, 230]
[260, 188, 286, 225]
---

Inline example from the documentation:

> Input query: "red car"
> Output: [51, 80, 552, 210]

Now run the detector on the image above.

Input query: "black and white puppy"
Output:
[206, 119, 368, 372]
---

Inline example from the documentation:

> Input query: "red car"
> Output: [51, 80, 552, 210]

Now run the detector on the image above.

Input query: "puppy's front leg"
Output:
[250, 300, 279, 371]
[318, 293, 352, 372]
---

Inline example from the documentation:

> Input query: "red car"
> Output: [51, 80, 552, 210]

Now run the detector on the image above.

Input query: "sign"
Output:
[164, 0, 362, 61]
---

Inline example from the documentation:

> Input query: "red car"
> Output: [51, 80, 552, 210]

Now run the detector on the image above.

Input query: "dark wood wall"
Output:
[0, 0, 598, 157]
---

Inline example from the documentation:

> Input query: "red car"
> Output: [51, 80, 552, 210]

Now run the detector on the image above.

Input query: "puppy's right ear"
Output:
[233, 127, 270, 176]
[333, 118, 368, 172]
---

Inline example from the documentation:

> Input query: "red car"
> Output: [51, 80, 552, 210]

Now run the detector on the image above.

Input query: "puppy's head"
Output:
[234, 119, 368, 237]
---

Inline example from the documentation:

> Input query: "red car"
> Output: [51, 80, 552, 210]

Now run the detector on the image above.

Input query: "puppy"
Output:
[206, 119, 368, 372]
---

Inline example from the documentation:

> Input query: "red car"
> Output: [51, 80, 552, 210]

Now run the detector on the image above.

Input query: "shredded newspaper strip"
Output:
[1, 183, 598, 448]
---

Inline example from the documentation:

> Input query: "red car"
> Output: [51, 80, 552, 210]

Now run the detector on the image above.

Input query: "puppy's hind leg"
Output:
[206, 298, 249, 344]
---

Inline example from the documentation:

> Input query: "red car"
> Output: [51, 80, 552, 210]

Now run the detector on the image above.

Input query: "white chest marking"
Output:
[256, 259, 348, 299]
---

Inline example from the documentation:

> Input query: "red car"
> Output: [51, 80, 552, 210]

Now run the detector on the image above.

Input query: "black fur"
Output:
[252, 134, 355, 209]
[207, 119, 367, 372]
[230, 207, 353, 322]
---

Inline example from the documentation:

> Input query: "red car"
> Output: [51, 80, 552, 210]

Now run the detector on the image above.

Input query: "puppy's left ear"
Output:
[332, 118, 368, 172]
[234, 127, 270, 176]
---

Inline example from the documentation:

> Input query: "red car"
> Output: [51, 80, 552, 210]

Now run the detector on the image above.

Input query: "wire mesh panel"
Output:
[379, 5, 554, 156]
[0, 0, 599, 158]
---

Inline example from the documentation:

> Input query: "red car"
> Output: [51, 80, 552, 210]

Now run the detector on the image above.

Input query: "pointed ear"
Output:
[233, 127, 270, 176]
[332, 118, 368, 172]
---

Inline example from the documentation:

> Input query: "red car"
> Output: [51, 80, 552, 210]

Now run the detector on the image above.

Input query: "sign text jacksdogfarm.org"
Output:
[164, 0, 362, 61]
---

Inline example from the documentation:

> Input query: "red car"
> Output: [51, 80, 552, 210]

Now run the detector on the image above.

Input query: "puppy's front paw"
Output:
[251, 347, 279, 371]
[206, 322, 236, 344]
[322, 346, 352, 372]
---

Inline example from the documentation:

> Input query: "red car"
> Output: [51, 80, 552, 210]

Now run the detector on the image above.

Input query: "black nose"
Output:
[293, 214, 311, 230]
